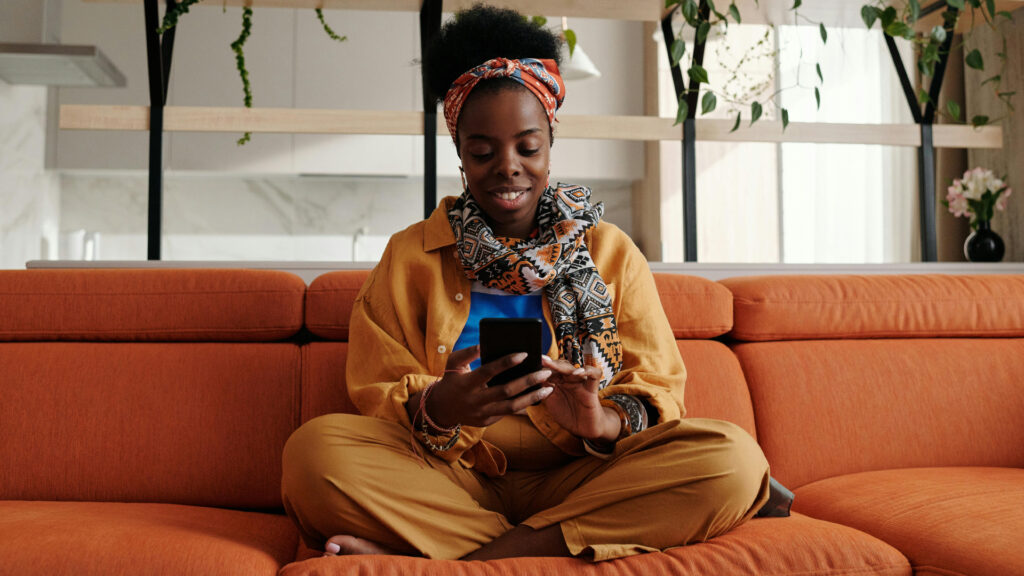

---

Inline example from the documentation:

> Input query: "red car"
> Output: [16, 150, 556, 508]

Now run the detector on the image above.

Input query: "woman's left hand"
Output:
[539, 355, 620, 442]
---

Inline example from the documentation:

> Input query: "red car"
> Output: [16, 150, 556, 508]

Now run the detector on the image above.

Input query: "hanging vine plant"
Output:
[157, 2, 348, 146]
[860, 0, 1015, 126]
[663, 0, 830, 132]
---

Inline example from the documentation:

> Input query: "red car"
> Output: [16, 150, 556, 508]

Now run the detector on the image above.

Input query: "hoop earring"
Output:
[460, 167, 468, 192]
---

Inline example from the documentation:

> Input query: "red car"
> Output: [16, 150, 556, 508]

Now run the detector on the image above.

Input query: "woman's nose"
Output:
[495, 149, 521, 178]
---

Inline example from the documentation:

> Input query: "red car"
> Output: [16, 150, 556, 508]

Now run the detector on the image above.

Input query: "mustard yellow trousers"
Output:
[281, 413, 770, 561]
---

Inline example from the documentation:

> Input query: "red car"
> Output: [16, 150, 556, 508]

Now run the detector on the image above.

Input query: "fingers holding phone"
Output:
[427, 345, 551, 428]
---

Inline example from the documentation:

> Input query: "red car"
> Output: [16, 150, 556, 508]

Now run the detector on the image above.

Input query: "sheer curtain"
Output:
[778, 27, 917, 263]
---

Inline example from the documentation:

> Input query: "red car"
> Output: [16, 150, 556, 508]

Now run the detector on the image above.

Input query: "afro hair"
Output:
[422, 4, 563, 103]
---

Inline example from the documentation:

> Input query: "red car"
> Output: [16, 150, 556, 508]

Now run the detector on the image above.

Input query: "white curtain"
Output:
[778, 27, 917, 263]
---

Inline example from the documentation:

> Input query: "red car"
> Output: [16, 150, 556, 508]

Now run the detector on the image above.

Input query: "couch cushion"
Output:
[306, 271, 371, 340]
[302, 342, 356, 422]
[305, 271, 734, 341]
[677, 341, 756, 438]
[733, 339, 1024, 489]
[721, 274, 1024, 341]
[280, 514, 909, 575]
[0, 501, 298, 576]
[0, 269, 305, 342]
[0, 343, 299, 507]
[794, 467, 1024, 576]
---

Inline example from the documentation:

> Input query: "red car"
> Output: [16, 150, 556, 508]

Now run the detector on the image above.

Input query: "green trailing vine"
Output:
[861, 0, 1015, 127]
[157, 5, 349, 146]
[316, 8, 348, 43]
[156, 0, 202, 34]
[230, 6, 253, 146]
[664, 0, 829, 132]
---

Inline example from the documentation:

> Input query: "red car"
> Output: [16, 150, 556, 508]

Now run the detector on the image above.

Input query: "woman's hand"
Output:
[409, 345, 554, 430]
[539, 355, 621, 442]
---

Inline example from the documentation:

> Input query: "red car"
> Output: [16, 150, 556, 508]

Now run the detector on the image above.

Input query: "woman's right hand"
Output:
[419, 345, 553, 429]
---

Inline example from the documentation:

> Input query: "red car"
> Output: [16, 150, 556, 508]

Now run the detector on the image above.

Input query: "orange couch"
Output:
[1, 268, 1021, 575]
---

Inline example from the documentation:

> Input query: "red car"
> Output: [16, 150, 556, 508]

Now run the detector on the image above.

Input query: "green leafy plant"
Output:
[663, 0, 830, 131]
[157, 4, 348, 146]
[861, 0, 1015, 126]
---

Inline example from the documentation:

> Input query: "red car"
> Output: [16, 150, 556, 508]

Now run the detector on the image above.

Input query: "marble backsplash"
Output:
[0, 82, 60, 269]
[55, 173, 633, 263]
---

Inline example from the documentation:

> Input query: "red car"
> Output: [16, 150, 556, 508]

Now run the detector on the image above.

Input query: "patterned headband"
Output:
[442, 57, 565, 147]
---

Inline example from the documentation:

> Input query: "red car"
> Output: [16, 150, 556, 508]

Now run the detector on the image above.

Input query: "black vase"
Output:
[964, 220, 1005, 262]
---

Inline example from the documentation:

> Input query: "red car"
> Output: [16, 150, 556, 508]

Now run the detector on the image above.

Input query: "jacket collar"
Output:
[423, 195, 458, 252]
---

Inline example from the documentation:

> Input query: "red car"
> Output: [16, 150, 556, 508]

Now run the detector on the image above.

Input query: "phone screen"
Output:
[478, 317, 543, 390]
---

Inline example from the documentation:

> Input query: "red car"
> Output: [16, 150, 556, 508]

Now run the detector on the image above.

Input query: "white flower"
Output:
[961, 167, 991, 200]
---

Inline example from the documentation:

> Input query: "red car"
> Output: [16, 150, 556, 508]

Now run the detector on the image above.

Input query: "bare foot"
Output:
[322, 535, 397, 557]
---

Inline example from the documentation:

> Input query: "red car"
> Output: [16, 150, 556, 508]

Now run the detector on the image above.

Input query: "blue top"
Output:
[453, 282, 553, 370]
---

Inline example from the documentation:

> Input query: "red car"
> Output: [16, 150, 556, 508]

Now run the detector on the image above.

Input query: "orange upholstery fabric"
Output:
[301, 342, 357, 422]
[677, 340, 756, 438]
[733, 339, 1024, 489]
[653, 273, 733, 339]
[305, 270, 371, 340]
[0, 501, 298, 576]
[0, 343, 300, 507]
[0, 269, 305, 342]
[722, 274, 1024, 341]
[280, 514, 909, 576]
[794, 467, 1024, 576]
[305, 271, 733, 341]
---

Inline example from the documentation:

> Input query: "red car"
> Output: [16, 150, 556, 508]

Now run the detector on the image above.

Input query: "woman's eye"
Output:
[521, 148, 540, 156]
[470, 151, 492, 160]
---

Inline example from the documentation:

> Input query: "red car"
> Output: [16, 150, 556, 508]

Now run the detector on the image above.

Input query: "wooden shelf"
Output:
[59, 104, 1003, 148]
[82, 0, 666, 22]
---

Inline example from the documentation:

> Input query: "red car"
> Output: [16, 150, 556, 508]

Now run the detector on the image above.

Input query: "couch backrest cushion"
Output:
[302, 342, 355, 423]
[722, 274, 1024, 341]
[735, 338, 1024, 489]
[306, 271, 371, 340]
[305, 271, 734, 340]
[0, 270, 306, 342]
[0, 342, 299, 507]
[677, 341, 757, 437]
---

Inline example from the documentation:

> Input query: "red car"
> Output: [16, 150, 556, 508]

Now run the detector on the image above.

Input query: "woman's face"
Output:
[457, 86, 551, 239]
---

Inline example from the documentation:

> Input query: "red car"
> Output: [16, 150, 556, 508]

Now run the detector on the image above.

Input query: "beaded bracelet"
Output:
[417, 380, 461, 453]
[420, 379, 458, 433]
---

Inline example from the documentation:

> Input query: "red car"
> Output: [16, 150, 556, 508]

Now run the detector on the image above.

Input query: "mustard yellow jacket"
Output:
[346, 196, 687, 476]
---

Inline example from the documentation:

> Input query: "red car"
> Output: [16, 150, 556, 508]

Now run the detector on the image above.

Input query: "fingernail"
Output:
[513, 352, 528, 362]
[572, 368, 585, 376]
[542, 354, 552, 362]
[537, 369, 552, 380]
[325, 542, 340, 554]
[538, 386, 553, 399]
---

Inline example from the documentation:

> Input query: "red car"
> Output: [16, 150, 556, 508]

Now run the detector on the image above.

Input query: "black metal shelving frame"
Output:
[140, 0, 957, 262]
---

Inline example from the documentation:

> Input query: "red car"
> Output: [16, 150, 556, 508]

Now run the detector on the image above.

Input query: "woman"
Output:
[282, 5, 770, 561]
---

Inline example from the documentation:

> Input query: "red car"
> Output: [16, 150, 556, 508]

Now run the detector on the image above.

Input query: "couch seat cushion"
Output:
[0, 501, 298, 575]
[794, 467, 1024, 576]
[280, 514, 909, 576]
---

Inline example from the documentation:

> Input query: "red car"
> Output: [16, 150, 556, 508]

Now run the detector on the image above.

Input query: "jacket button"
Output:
[437, 345, 447, 354]
[454, 292, 464, 301]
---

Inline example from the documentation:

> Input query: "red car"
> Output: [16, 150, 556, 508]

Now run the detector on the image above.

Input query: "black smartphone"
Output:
[479, 317, 543, 391]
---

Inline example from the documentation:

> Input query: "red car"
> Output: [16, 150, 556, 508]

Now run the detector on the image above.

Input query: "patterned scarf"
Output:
[443, 57, 565, 147]
[447, 184, 623, 388]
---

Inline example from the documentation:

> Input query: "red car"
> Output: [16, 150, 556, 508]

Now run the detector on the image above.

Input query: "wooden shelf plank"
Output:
[59, 104, 1004, 148]
[82, 0, 665, 21]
